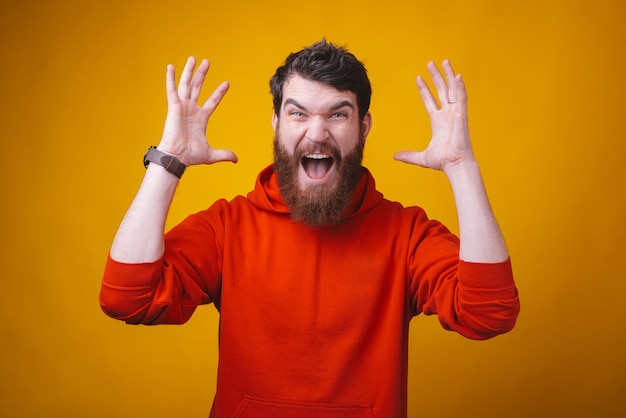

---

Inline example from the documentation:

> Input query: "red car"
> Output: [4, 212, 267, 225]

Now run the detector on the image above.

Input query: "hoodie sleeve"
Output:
[99, 200, 228, 325]
[408, 212, 520, 340]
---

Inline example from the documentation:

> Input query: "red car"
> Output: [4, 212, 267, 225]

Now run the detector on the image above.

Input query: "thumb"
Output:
[393, 150, 427, 167]
[208, 148, 239, 164]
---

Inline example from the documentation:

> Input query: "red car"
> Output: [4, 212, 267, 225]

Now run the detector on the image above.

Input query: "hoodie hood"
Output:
[247, 164, 384, 220]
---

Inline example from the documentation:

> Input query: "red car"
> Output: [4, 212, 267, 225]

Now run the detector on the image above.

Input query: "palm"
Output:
[394, 60, 474, 174]
[158, 57, 237, 166]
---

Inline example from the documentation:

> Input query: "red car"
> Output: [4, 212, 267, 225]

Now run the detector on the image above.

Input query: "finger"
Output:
[393, 150, 427, 167]
[189, 59, 210, 103]
[165, 64, 179, 105]
[177, 56, 196, 99]
[426, 61, 449, 106]
[202, 81, 230, 115]
[442, 59, 468, 105]
[209, 148, 239, 164]
[455, 73, 468, 104]
[442, 59, 458, 103]
[416, 75, 439, 114]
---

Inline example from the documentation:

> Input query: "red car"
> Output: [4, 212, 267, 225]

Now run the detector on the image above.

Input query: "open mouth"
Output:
[301, 153, 335, 180]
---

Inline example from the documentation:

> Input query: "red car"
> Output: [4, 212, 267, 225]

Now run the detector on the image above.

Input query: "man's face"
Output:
[272, 75, 372, 226]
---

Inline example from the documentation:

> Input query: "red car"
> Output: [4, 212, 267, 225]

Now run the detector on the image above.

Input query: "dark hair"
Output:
[270, 39, 372, 121]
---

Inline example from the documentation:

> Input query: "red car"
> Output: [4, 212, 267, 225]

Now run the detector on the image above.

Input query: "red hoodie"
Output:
[100, 165, 519, 418]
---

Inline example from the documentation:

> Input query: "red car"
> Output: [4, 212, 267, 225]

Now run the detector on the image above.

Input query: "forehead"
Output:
[282, 75, 357, 108]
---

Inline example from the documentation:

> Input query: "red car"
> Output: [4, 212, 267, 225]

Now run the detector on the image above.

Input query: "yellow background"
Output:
[1, 0, 625, 416]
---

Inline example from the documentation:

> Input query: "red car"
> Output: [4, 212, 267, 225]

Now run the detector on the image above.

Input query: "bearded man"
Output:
[100, 40, 520, 418]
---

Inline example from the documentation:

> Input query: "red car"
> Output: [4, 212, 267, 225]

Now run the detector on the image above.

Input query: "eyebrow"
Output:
[283, 98, 355, 112]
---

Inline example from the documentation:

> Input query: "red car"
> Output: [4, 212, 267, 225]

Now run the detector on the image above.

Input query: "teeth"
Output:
[304, 153, 331, 159]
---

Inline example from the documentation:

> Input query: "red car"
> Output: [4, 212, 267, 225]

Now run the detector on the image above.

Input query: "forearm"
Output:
[110, 163, 179, 263]
[445, 159, 509, 263]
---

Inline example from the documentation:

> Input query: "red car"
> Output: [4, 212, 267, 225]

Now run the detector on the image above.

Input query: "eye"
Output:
[290, 111, 305, 117]
[331, 112, 347, 118]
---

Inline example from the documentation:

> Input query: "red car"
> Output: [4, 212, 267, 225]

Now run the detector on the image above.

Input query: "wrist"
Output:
[143, 146, 187, 179]
[443, 158, 480, 182]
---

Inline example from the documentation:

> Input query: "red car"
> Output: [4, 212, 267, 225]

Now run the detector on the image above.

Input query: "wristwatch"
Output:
[143, 146, 187, 179]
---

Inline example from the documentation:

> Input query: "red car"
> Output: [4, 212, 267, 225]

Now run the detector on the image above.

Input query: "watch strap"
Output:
[143, 146, 186, 179]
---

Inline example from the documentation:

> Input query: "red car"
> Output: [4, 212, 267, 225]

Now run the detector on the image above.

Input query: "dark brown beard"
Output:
[273, 132, 365, 227]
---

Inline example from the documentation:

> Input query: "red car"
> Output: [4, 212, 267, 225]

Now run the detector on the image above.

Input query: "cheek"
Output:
[277, 125, 305, 152]
[335, 129, 362, 155]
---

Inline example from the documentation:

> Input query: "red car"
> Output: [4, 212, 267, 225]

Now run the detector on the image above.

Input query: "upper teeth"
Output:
[305, 154, 330, 159]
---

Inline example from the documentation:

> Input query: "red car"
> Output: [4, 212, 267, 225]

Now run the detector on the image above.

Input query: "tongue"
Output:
[303, 158, 333, 179]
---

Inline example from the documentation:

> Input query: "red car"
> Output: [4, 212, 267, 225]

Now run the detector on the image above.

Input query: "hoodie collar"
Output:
[247, 164, 384, 219]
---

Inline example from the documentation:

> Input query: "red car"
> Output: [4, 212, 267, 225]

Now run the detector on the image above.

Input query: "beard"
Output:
[273, 132, 365, 227]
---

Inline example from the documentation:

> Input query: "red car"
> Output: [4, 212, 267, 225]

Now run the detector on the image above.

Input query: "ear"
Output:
[272, 112, 279, 132]
[360, 111, 372, 141]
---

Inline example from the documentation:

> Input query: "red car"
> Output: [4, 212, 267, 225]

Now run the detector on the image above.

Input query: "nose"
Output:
[304, 116, 330, 144]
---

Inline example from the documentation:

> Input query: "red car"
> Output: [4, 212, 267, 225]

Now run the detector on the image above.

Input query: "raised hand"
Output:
[158, 57, 238, 166]
[394, 60, 473, 175]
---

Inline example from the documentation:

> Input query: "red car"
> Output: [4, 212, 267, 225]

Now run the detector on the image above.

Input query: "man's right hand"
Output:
[109, 57, 237, 263]
[157, 57, 238, 167]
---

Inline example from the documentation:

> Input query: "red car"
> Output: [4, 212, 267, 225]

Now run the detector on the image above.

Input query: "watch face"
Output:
[143, 146, 156, 168]
[142, 146, 184, 178]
